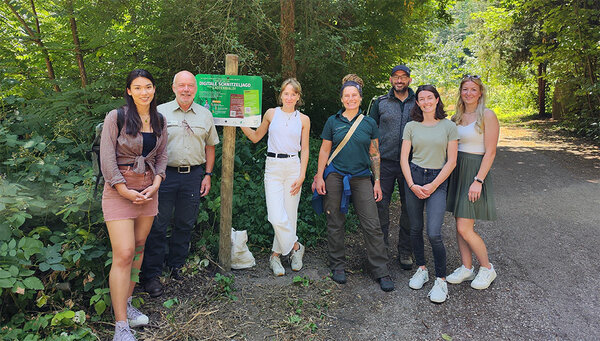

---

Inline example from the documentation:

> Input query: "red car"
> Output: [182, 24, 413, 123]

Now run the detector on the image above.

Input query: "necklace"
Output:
[140, 115, 150, 123]
[284, 111, 297, 127]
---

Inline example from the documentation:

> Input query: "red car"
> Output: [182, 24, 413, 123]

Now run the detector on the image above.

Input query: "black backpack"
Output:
[91, 107, 124, 198]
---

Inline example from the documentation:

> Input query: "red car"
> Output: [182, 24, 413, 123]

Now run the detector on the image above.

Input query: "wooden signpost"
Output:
[218, 54, 238, 270]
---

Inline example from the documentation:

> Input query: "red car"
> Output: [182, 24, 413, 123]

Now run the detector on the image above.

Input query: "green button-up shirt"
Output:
[158, 100, 219, 167]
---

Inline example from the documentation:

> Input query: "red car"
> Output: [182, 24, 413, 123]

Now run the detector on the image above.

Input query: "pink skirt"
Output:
[101, 169, 158, 221]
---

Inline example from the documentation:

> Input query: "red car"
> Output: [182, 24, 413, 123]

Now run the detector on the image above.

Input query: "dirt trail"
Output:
[310, 123, 600, 341]
[130, 123, 600, 341]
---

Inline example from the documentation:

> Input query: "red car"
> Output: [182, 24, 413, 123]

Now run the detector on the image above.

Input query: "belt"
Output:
[118, 165, 148, 171]
[266, 152, 296, 158]
[167, 165, 201, 174]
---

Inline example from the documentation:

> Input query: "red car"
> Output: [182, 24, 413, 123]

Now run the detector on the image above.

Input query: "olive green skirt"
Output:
[447, 152, 497, 220]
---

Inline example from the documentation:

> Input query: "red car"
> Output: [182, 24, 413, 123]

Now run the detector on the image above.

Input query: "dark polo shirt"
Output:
[320, 109, 379, 175]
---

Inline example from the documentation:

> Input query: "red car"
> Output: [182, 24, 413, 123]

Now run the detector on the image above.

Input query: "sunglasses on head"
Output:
[463, 74, 481, 80]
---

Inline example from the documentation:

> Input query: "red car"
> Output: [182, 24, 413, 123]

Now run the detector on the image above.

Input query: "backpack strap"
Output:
[93, 107, 125, 198]
[116, 107, 124, 137]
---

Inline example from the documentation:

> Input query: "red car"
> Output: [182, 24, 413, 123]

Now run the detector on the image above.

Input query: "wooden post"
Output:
[218, 54, 238, 270]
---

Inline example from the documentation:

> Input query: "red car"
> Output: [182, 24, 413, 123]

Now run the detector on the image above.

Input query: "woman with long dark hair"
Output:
[401, 84, 458, 303]
[446, 75, 499, 290]
[99, 69, 168, 340]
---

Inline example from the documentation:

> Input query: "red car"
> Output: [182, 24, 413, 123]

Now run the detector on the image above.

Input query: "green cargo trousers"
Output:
[323, 173, 390, 279]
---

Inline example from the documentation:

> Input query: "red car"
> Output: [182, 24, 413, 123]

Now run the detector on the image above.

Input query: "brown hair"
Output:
[410, 85, 447, 122]
[277, 78, 303, 108]
[341, 74, 364, 87]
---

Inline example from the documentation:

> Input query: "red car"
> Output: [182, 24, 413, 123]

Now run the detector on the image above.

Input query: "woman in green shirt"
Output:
[400, 85, 458, 303]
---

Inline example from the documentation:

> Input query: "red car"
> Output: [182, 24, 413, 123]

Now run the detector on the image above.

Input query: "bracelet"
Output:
[409, 183, 415, 189]
[474, 176, 483, 184]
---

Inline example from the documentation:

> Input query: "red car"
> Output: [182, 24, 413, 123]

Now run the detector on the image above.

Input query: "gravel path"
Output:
[315, 124, 600, 340]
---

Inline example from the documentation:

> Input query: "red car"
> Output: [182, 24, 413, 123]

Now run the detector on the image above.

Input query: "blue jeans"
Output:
[404, 163, 448, 278]
[142, 166, 204, 280]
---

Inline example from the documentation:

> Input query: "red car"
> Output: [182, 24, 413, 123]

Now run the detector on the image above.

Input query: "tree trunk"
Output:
[280, 0, 296, 79]
[3, 0, 60, 92]
[67, 0, 87, 87]
[537, 62, 547, 118]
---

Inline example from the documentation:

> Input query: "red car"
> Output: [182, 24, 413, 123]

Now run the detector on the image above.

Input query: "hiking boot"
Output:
[143, 277, 163, 298]
[428, 278, 448, 303]
[471, 264, 497, 290]
[331, 269, 346, 284]
[126, 296, 149, 328]
[290, 243, 305, 271]
[409, 267, 429, 290]
[446, 265, 476, 284]
[378, 275, 395, 292]
[399, 253, 414, 270]
[269, 255, 285, 276]
[113, 320, 136, 341]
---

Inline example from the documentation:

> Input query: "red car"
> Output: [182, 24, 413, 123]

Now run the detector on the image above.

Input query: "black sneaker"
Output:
[399, 254, 414, 270]
[378, 275, 395, 292]
[170, 267, 184, 281]
[144, 277, 163, 298]
[331, 269, 346, 284]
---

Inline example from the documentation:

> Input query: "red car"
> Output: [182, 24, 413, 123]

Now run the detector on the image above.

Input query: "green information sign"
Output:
[194, 74, 263, 127]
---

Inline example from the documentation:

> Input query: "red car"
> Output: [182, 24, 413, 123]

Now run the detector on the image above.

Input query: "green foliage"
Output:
[0, 311, 97, 340]
[163, 297, 180, 309]
[214, 272, 237, 301]
[293, 275, 311, 287]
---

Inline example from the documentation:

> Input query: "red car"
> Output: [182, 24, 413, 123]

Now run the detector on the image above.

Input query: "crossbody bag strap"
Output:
[327, 114, 364, 166]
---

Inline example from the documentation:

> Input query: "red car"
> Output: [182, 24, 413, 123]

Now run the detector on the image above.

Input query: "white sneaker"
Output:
[126, 296, 149, 328]
[113, 320, 136, 341]
[290, 243, 305, 271]
[409, 267, 429, 289]
[269, 255, 285, 276]
[446, 265, 476, 284]
[471, 264, 497, 290]
[428, 277, 448, 303]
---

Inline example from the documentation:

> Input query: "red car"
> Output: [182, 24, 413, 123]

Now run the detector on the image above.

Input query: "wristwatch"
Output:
[474, 176, 484, 184]
[205, 172, 213, 176]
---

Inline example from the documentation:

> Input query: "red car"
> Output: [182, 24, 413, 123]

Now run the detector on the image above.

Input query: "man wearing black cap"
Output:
[368, 64, 415, 270]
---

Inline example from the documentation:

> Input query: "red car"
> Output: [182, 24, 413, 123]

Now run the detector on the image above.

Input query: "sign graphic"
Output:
[194, 74, 262, 127]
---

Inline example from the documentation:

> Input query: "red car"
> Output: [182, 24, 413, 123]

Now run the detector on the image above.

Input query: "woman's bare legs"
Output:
[455, 217, 491, 269]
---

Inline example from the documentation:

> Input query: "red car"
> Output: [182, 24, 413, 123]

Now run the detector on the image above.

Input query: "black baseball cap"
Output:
[391, 65, 411, 77]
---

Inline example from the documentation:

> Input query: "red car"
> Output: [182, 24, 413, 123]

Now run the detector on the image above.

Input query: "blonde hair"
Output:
[341, 74, 364, 87]
[277, 78, 303, 108]
[453, 76, 487, 133]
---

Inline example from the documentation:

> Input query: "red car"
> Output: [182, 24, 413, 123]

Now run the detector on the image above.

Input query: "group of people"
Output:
[100, 65, 499, 340]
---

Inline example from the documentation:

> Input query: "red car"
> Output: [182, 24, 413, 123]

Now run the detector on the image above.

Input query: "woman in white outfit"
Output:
[446, 75, 499, 290]
[241, 78, 310, 276]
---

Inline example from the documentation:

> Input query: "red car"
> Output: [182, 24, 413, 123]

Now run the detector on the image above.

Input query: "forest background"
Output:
[0, 0, 598, 339]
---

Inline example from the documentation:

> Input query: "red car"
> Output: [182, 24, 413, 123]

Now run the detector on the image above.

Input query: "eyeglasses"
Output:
[462, 74, 481, 80]
[391, 75, 410, 81]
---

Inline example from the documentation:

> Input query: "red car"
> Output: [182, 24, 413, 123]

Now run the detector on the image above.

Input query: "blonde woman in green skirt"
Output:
[446, 75, 499, 290]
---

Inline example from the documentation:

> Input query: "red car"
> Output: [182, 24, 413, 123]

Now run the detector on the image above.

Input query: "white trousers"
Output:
[264, 156, 301, 256]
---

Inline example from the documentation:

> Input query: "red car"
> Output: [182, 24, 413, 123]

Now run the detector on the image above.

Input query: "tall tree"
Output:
[2, 0, 60, 92]
[280, 0, 296, 79]
[65, 0, 87, 87]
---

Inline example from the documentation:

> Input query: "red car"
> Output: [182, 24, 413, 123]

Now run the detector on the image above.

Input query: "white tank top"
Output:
[267, 107, 302, 155]
[457, 121, 485, 154]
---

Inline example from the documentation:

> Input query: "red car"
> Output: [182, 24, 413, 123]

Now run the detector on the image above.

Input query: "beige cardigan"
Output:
[99, 108, 168, 187]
